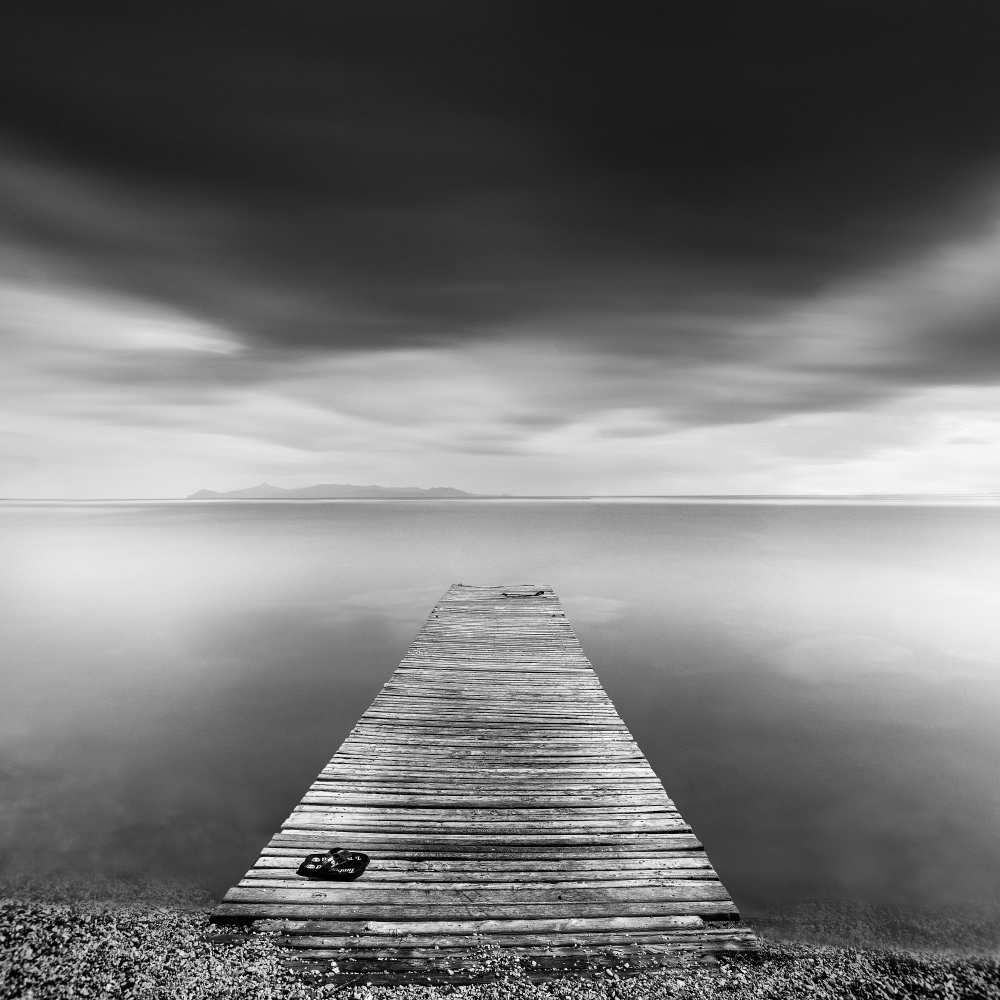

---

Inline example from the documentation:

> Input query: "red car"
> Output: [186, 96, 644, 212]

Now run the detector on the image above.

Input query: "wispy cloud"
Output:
[4, 6, 1000, 495]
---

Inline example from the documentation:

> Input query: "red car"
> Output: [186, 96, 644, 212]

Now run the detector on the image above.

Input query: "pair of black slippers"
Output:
[296, 848, 370, 881]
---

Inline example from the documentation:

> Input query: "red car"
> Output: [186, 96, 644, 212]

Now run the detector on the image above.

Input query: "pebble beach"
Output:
[3, 893, 999, 1000]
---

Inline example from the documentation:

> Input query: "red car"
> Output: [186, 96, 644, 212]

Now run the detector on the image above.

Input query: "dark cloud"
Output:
[4, 1, 1000, 372]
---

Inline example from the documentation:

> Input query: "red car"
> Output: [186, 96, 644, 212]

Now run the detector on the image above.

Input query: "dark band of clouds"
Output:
[4, 4, 1000, 494]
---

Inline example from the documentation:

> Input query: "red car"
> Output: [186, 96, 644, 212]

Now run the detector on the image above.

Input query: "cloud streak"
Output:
[4, 5, 1000, 494]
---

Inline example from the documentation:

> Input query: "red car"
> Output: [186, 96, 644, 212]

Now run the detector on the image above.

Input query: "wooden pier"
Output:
[211, 583, 751, 980]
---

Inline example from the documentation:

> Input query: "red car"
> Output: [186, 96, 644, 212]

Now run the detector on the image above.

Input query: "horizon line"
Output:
[5, 491, 1000, 503]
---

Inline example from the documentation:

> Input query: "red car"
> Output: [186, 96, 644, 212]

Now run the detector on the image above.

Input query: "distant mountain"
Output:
[185, 482, 485, 500]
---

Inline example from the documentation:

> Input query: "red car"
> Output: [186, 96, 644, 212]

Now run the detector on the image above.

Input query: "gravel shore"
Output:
[3, 896, 999, 1000]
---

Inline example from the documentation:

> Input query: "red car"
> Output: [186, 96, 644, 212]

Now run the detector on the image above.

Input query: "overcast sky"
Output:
[4, 4, 1000, 496]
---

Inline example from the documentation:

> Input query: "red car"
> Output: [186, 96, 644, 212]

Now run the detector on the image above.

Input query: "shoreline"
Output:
[3, 894, 999, 999]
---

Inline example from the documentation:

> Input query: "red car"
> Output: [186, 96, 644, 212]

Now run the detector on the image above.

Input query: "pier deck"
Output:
[211, 583, 751, 980]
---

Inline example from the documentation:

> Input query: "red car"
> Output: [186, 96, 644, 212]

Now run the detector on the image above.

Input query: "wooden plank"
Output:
[252, 915, 740, 935]
[266, 833, 706, 850]
[237, 876, 725, 891]
[212, 900, 741, 919]
[248, 856, 715, 871]
[223, 882, 733, 902]
[241, 873, 722, 887]
[210, 582, 749, 977]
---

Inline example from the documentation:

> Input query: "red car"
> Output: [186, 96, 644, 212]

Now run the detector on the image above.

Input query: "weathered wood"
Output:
[210, 583, 750, 978]
[249, 916, 755, 938]
[224, 882, 733, 902]
[248, 856, 714, 872]
[266, 832, 706, 852]
[242, 872, 721, 886]
[250, 874, 713, 890]
[211, 900, 740, 919]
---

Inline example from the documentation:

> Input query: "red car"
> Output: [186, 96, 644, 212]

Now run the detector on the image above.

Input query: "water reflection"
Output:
[2, 500, 999, 907]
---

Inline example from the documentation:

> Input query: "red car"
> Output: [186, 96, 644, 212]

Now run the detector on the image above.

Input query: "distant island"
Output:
[186, 482, 493, 500]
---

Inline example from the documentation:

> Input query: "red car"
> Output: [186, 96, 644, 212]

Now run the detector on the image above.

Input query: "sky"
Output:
[4, 4, 1000, 497]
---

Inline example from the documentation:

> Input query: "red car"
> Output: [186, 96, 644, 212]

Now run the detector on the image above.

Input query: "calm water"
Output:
[3, 500, 999, 911]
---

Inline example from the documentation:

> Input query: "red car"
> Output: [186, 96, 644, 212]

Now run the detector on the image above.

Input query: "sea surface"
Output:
[3, 499, 999, 912]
